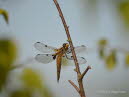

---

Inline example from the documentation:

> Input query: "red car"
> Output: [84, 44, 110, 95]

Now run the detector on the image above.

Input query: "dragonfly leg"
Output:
[62, 46, 73, 60]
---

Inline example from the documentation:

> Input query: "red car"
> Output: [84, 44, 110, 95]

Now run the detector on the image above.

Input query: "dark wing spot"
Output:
[53, 55, 56, 60]
[81, 45, 85, 47]
[46, 54, 48, 56]
[37, 42, 40, 43]
[81, 57, 85, 59]
[37, 54, 41, 55]
[45, 45, 47, 47]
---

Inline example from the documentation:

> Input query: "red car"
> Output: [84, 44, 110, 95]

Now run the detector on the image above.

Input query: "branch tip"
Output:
[80, 66, 91, 80]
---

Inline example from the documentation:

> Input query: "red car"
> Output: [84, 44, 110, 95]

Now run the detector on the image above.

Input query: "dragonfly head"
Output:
[63, 43, 69, 48]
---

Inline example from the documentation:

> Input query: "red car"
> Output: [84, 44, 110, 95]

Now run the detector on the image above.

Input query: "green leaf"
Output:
[21, 68, 54, 97]
[119, 1, 129, 27]
[125, 53, 129, 67]
[0, 39, 17, 68]
[40, 87, 54, 97]
[105, 50, 117, 70]
[98, 39, 107, 47]
[98, 48, 105, 59]
[0, 39, 17, 91]
[0, 9, 9, 24]
[98, 39, 107, 59]
[21, 68, 43, 89]
[0, 65, 9, 91]
[10, 90, 31, 97]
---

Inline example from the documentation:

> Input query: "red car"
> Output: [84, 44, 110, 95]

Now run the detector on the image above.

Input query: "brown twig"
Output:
[53, 0, 91, 97]
[68, 80, 80, 93]
[80, 66, 91, 80]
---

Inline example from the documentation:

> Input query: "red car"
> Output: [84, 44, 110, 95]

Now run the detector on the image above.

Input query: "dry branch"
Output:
[53, 0, 91, 97]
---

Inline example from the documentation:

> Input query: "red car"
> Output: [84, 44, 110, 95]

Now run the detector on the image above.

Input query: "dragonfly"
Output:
[34, 42, 87, 82]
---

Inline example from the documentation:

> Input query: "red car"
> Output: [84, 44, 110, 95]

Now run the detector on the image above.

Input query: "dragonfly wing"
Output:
[34, 42, 57, 53]
[77, 56, 87, 64]
[35, 54, 55, 64]
[66, 55, 86, 64]
[66, 45, 86, 55]
[75, 45, 87, 54]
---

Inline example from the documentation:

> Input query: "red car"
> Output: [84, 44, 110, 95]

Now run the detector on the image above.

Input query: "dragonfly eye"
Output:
[63, 43, 66, 47]
[63, 43, 69, 48]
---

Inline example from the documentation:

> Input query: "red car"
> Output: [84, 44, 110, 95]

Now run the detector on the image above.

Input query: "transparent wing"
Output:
[34, 42, 57, 53]
[77, 56, 87, 64]
[75, 45, 87, 54]
[35, 54, 55, 64]
[66, 55, 86, 64]
[66, 45, 86, 55]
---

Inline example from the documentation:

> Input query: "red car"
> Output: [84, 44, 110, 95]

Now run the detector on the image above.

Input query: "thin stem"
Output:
[53, 0, 91, 97]
[80, 66, 91, 80]
[68, 80, 80, 94]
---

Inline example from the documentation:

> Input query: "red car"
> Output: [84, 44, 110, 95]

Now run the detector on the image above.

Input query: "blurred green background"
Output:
[0, 0, 129, 97]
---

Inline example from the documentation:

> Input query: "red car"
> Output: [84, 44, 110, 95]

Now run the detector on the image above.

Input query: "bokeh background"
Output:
[0, 0, 129, 97]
